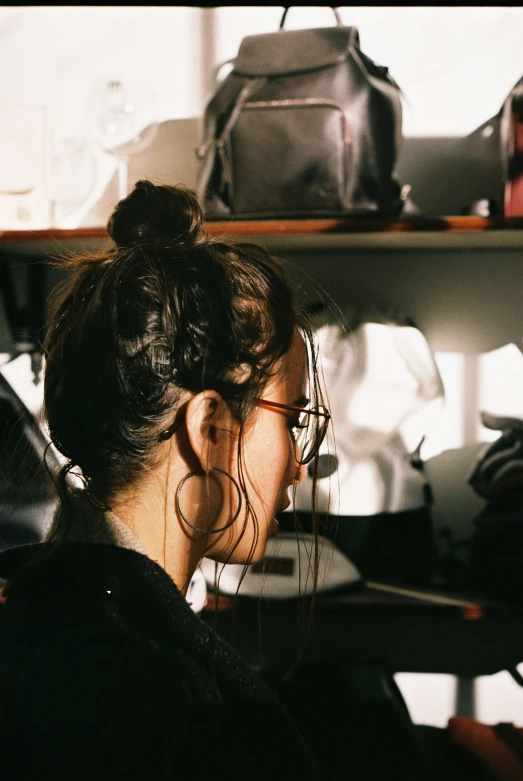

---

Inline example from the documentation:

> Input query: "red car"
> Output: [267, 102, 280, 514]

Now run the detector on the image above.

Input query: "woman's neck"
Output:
[110, 469, 202, 595]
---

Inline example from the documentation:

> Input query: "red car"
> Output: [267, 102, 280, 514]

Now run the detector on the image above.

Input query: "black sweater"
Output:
[0, 542, 320, 780]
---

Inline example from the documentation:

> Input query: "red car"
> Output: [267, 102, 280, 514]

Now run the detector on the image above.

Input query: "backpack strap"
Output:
[212, 58, 236, 89]
[216, 77, 268, 200]
[217, 77, 267, 144]
[278, 8, 360, 49]
[279, 6, 343, 29]
[196, 76, 267, 161]
[196, 76, 268, 207]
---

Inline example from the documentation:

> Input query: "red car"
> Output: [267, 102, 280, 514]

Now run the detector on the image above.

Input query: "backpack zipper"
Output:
[242, 98, 352, 146]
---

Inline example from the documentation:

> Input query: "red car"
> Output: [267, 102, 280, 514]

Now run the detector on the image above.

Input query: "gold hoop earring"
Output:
[175, 467, 243, 534]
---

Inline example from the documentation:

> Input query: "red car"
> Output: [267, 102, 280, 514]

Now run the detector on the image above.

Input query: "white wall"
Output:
[0, 6, 203, 227]
[3, 5, 523, 142]
[397, 665, 523, 728]
[0, 6, 202, 134]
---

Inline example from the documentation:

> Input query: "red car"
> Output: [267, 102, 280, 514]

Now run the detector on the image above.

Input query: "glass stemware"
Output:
[50, 137, 96, 225]
[92, 76, 158, 200]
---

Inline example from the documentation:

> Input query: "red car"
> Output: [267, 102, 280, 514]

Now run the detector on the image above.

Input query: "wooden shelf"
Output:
[2, 216, 523, 251]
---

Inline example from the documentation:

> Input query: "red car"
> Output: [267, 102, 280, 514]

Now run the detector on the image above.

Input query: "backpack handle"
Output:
[279, 6, 343, 29]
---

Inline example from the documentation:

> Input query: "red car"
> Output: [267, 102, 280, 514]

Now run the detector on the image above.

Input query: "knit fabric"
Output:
[0, 540, 320, 780]
[469, 414, 523, 499]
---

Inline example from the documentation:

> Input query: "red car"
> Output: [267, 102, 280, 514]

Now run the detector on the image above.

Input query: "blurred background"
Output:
[1, 5, 523, 730]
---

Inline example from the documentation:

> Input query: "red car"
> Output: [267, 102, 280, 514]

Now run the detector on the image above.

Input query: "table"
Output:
[202, 579, 523, 718]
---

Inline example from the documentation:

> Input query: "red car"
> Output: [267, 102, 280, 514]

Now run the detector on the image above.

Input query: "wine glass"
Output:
[91, 75, 159, 200]
[50, 137, 97, 226]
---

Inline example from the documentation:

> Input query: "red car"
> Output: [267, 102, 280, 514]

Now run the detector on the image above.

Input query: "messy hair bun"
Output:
[43, 179, 322, 518]
[107, 180, 205, 248]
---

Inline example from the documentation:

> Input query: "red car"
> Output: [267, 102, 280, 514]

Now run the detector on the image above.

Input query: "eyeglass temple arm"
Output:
[255, 398, 330, 419]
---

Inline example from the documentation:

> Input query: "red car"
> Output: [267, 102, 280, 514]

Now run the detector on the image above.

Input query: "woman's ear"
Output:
[184, 391, 235, 474]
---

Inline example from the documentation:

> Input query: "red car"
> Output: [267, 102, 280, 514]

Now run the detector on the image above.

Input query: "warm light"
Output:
[423, 353, 465, 458]
[478, 343, 523, 441]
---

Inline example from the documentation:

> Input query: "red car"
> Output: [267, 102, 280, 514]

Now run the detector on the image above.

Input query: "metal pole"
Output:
[200, 8, 217, 112]
[454, 676, 477, 719]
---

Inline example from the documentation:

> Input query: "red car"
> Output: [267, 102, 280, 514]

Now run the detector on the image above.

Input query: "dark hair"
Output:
[41, 181, 323, 582]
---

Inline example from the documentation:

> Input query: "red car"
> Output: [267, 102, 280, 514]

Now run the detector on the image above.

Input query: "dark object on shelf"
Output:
[398, 125, 503, 219]
[336, 507, 440, 587]
[460, 198, 501, 218]
[0, 252, 47, 357]
[466, 74, 523, 219]
[278, 507, 439, 588]
[501, 74, 523, 217]
[430, 526, 472, 592]
[467, 510, 523, 604]
[196, 6, 406, 220]
[465, 413, 523, 603]
[0, 375, 56, 554]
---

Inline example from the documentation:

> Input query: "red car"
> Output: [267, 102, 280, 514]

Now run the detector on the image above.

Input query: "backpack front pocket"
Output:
[226, 99, 351, 215]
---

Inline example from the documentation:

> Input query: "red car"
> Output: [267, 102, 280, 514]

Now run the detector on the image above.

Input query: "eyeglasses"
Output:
[160, 397, 331, 466]
[254, 398, 331, 465]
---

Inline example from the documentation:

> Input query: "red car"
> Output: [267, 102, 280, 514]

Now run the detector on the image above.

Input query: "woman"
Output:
[0, 181, 329, 780]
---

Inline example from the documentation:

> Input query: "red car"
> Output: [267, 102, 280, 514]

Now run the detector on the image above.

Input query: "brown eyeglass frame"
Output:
[159, 398, 331, 462]
[254, 398, 331, 464]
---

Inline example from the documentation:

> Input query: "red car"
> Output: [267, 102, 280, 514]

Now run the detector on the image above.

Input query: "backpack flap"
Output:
[234, 26, 360, 78]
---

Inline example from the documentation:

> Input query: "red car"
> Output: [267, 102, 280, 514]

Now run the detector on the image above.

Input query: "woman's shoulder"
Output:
[0, 541, 267, 700]
[1, 544, 212, 681]
[0, 543, 322, 780]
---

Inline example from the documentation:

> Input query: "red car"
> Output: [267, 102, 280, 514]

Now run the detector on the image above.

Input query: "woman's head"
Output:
[43, 181, 325, 573]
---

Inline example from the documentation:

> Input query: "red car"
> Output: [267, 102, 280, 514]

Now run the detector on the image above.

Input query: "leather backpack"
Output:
[196, 7, 406, 220]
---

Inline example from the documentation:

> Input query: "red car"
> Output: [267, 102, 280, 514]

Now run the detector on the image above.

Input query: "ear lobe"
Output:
[184, 391, 232, 474]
